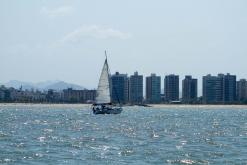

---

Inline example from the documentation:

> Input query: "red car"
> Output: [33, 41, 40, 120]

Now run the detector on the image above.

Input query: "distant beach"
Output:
[0, 103, 91, 109]
[1, 103, 247, 110]
[150, 104, 247, 109]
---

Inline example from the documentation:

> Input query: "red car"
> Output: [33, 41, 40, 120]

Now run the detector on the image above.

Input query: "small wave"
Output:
[118, 148, 134, 156]
[167, 159, 196, 164]
[34, 119, 41, 124]
[0, 158, 14, 163]
[151, 130, 159, 138]
[43, 128, 53, 133]
[176, 145, 183, 150]
[0, 131, 8, 137]
[11, 142, 25, 148]
[34, 153, 43, 158]
[37, 136, 46, 142]
[180, 159, 196, 164]
[180, 140, 187, 145]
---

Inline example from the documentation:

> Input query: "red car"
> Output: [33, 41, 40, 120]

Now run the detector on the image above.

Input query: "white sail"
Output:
[95, 59, 111, 104]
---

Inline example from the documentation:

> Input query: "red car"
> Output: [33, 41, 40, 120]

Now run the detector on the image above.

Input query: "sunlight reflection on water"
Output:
[0, 104, 247, 164]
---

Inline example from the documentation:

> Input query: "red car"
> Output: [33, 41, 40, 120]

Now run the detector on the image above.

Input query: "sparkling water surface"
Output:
[0, 104, 247, 164]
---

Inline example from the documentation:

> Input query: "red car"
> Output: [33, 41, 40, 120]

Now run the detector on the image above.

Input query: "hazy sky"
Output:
[1, 0, 247, 89]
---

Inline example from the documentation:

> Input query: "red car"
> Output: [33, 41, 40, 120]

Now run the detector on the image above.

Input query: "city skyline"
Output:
[1, 72, 246, 96]
[1, 72, 247, 104]
[1, 0, 247, 89]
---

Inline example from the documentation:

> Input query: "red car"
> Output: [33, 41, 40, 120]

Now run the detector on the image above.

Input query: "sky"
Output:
[1, 0, 247, 90]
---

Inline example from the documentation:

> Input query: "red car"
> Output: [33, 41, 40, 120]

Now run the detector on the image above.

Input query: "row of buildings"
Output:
[110, 72, 247, 104]
[1, 72, 247, 104]
[0, 86, 96, 103]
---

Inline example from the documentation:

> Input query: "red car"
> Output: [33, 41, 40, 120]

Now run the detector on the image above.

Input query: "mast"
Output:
[95, 51, 111, 104]
[105, 50, 112, 103]
[105, 50, 107, 60]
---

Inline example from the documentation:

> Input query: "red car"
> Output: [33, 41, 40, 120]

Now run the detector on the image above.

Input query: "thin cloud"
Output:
[40, 6, 74, 18]
[59, 25, 132, 44]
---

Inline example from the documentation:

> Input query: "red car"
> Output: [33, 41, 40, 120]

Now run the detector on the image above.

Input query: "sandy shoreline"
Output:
[0, 103, 247, 109]
[0, 103, 92, 108]
[149, 104, 247, 109]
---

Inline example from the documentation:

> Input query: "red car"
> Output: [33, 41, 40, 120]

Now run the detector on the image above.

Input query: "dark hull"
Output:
[92, 107, 122, 114]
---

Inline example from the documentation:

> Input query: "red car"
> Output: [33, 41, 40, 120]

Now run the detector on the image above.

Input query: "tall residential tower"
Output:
[146, 74, 161, 103]
[203, 73, 236, 104]
[164, 74, 179, 102]
[111, 72, 129, 104]
[222, 73, 236, 103]
[129, 72, 143, 104]
[237, 79, 247, 102]
[182, 76, 197, 103]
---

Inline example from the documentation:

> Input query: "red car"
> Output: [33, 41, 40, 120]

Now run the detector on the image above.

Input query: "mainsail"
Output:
[95, 59, 111, 104]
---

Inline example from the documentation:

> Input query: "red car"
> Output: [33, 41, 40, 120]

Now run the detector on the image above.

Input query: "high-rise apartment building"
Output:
[146, 74, 161, 103]
[164, 74, 179, 102]
[129, 72, 143, 104]
[182, 75, 197, 103]
[203, 74, 223, 104]
[203, 73, 236, 104]
[111, 72, 129, 104]
[223, 73, 236, 103]
[237, 79, 247, 102]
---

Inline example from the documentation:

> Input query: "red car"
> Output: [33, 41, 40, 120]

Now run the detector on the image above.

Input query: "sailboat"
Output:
[92, 51, 123, 114]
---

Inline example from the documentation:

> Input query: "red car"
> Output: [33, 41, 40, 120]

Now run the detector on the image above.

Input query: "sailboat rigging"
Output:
[92, 51, 123, 114]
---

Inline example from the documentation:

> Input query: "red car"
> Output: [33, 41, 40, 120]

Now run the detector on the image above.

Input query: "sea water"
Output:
[0, 104, 247, 164]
